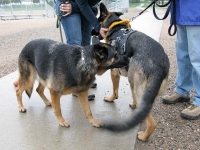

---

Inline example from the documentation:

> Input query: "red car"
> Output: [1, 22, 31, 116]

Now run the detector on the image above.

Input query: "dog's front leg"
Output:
[50, 90, 70, 127]
[36, 83, 52, 106]
[104, 69, 120, 102]
[77, 91, 103, 127]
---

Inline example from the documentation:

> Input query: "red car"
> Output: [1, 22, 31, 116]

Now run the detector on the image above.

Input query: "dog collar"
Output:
[104, 19, 131, 41]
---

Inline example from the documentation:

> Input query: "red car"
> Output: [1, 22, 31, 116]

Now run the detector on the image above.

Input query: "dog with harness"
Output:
[98, 3, 170, 141]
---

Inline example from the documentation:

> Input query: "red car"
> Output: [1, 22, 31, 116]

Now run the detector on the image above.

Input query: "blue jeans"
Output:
[174, 25, 200, 106]
[61, 13, 92, 46]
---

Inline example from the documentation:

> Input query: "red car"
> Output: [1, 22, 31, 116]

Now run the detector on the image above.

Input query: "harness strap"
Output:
[104, 19, 131, 41]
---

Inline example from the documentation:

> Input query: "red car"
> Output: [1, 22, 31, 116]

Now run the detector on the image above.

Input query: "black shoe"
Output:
[88, 94, 95, 101]
[90, 82, 97, 88]
[72, 93, 95, 101]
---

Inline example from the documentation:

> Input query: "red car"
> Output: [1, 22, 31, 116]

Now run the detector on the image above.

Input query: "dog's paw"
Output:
[90, 119, 104, 128]
[129, 103, 136, 109]
[137, 131, 148, 141]
[44, 100, 52, 106]
[19, 106, 26, 113]
[59, 120, 70, 128]
[104, 95, 117, 102]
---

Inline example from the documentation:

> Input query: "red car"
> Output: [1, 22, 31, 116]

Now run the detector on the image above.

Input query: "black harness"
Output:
[109, 28, 136, 55]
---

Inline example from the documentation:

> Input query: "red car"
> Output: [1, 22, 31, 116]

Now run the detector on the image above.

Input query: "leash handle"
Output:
[168, 0, 177, 36]
[153, 0, 177, 36]
[56, 0, 71, 43]
[130, 0, 177, 36]
[152, 2, 170, 20]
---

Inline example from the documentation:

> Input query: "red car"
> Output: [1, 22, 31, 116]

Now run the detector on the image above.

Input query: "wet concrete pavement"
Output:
[0, 7, 164, 150]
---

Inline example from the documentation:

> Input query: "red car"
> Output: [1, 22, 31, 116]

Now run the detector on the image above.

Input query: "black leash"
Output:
[130, 0, 177, 36]
[56, 0, 70, 43]
[56, 14, 64, 43]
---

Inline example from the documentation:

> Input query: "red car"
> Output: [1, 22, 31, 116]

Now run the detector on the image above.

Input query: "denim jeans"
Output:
[61, 13, 92, 46]
[174, 25, 200, 106]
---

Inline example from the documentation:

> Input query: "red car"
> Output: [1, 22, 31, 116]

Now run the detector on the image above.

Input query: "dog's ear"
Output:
[115, 12, 123, 17]
[99, 3, 109, 22]
[93, 43, 108, 60]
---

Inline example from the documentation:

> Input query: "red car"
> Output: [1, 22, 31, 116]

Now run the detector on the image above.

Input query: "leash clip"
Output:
[130, 15, 138, 22]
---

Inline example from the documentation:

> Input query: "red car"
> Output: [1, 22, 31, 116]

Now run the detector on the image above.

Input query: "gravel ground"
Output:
[0, 8, 199, 150]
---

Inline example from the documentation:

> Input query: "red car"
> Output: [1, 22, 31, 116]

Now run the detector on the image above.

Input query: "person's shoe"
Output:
[162, 92, 190, 104]
[72, 93, 95, 101]
[181, 104, 200, 120]
[90, 82, 97, 88]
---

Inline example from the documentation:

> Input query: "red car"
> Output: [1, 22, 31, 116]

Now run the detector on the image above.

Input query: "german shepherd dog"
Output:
[98, 3, 170, 141]
[15, 38, 128, 128]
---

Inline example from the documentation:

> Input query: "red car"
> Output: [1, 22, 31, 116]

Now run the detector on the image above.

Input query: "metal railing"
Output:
[0, 2, 56, 20]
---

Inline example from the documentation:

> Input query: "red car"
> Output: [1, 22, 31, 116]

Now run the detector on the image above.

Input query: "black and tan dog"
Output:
[98, 3, 170, 141]
[15, 38, 128, 128]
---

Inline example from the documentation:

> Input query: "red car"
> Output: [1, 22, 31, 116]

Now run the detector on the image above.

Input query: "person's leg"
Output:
[187, 25, 200, 107]
[61, 14, 82, 45]
[61, 14, 95, 100]
[80, 14, 97, 88]
[181, 25, 200, 120]
[174, 25, 193, 97]
[162, 25, 192, 104]
[80, 14, 92, 46]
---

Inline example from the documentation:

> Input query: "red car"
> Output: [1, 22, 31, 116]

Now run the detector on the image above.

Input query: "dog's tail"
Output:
[17, 58, 35, 98]
[102, 74, 164, 132]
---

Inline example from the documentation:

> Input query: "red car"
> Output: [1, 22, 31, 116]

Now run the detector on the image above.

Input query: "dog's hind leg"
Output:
[104, 69, 120, 102]
[16, 76, 33, 112]
[137, 112, 157, 141]
[50, 90, 70, 127]
[77, 90, 104, 127]
[16, 62, 35, 113]
[36, 83, 52, 106]
[16, 85, 26, 113]
[129, 87, 137, 109]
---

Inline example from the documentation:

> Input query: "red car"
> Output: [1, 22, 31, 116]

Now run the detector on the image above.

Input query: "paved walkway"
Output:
[0, 7, 164, 150]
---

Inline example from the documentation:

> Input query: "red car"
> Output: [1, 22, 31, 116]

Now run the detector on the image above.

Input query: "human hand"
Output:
[60, 2, 72, 16]
[99, 27, 108, 38]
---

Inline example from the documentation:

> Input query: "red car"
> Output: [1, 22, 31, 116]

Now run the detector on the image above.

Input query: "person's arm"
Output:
[74, 0, 100, 32]
[70, 1, 80, 13]
[60, 0, 108, 37]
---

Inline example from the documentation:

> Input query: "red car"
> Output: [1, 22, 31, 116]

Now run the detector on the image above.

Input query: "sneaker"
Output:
[181, 104, 200, 120]
[72, 93, 95, 101]
[162, 92, 190, 104]
[90, 82, 97, 88]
